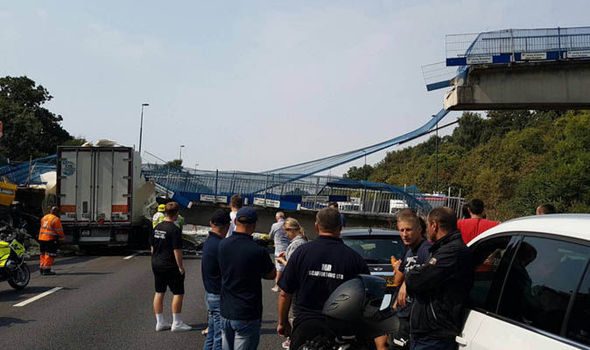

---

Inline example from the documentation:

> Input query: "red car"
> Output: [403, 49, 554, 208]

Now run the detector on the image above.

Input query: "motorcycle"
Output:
[0, 222, 30, 290]
[299, 274, 400, 350]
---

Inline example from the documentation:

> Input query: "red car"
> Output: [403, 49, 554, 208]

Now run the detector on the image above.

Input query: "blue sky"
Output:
[1, 1, 588, 174]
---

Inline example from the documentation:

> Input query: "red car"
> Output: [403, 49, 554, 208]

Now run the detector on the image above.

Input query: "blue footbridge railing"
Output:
[424, 26, 590, 91]
[142, 166, 433, 215]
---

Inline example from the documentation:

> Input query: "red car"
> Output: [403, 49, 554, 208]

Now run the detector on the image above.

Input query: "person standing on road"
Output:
[153, 203, 185, 229]
[405, 207, 472, 350]
[150, 201, 192, 332]
[38, 206, 65, 275]
[226, 194, 242, 238]
[375, 209, 432, 350]
[269, 211, 289, 292]
[457, 198, 498, 244]
[276, 208, 369, 350]
[218, 207, 276, 350]
[202, 209, 231, 350]
[275, 218, 307, 267]
[329, 202, 346, 227]
[274, 217, 307, 350]
[152, 204, 166, 228]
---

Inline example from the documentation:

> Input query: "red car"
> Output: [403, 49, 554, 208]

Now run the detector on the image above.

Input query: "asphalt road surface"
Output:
[0, 253, 285, 349]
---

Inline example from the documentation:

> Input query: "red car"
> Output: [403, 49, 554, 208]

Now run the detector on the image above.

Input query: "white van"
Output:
[458, 214, 590, 349]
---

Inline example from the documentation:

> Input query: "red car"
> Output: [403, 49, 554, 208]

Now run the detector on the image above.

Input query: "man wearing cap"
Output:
[218, 207, 276, 350]
[202, 209, 231, 350]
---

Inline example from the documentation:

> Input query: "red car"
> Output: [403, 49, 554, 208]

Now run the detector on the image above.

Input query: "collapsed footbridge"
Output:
[7, 26, 588, 232]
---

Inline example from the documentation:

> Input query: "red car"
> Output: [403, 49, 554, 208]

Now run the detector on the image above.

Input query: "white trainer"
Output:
[171, 322, 192, 332]
[155, 322, 172, 331]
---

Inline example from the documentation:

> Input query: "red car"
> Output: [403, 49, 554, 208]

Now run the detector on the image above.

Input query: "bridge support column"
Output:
[444, 61, 590, 110]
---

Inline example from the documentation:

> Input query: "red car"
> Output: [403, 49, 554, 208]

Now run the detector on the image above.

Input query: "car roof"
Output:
[341, 227, 401, 237]
[469, 214, 590, 245]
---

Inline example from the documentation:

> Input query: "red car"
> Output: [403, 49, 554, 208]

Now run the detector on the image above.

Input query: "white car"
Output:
[458, 214, 590, 349]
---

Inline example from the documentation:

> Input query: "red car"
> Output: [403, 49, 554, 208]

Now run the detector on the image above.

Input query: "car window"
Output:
[469, 235, 518, 312]
[343, 237, 405, 264]
[566, 262, 590, 346]
[497, 236, 590, 336]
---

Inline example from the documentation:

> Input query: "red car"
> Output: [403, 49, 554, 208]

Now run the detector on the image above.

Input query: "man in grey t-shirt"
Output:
[269, 211, 289, 292]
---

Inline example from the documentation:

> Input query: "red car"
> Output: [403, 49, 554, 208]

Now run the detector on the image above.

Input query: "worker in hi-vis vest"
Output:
[153, 204, 166, 228]
[154, 204, 185, 229]
[155, 213, 185, 229]
[38, 206, 65, 275]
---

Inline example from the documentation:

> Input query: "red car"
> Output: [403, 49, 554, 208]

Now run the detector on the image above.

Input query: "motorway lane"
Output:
[0, 254, 285, 349]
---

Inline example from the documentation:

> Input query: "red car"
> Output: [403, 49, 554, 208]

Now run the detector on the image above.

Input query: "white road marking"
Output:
[13, 287, 63, 307]
[123, 253, 138, 260]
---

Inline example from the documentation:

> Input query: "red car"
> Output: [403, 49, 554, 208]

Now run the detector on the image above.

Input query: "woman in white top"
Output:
[276, 218, 307, 266]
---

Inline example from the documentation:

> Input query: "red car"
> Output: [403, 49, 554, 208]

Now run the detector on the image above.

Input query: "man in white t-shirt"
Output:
[226, 194, 242, 237]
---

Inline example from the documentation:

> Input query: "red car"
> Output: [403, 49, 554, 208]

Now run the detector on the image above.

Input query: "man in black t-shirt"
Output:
[150, 201, 191, 332]
[277, 208, 370, 349]
[202, 209, 230, 350]
[218, 207, 276, 350]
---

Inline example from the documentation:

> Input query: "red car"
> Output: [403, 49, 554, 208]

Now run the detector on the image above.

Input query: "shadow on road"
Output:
[53, 272, 112, 276]
[0, 317, 33, 328]
[189, 322, 208, 331]
[53, 256, 100, 266]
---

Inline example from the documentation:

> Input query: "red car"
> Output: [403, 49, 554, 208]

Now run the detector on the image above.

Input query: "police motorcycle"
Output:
[0, 221, 30, 290]
[299, 275, 400, 350]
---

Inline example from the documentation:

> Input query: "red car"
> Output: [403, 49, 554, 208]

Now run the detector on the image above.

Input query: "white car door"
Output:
[464, 234, 590, 350]
[462, 311, 579, 350]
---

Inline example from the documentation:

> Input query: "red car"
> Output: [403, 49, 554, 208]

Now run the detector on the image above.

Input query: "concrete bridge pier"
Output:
[444, 60, 590, 110]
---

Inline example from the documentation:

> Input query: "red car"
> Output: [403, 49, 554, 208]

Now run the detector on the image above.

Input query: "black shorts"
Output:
[39, 240, 58, 256]
[153, 268, 185, 295]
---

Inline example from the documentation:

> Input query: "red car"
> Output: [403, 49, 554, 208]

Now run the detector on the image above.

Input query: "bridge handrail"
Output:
[446, 26, 590, 66]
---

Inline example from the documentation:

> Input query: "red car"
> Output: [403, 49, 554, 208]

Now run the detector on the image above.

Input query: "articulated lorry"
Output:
[56, 146, 154, 247]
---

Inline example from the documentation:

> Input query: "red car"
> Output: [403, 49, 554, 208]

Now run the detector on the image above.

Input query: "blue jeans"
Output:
[204, 293, 222, 350]
[221, 318, 261, 350]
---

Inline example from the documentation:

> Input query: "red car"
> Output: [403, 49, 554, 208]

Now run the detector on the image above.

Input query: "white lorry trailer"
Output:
[56, 146, 154, 247]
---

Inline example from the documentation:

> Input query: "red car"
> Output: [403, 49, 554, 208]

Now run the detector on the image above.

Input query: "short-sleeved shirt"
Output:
[150, 221, 183, 270]
[397, 239, 432, 317]
[219, 232, 275, 320]
[226, 211, 237, 238]
[278, 235, 370, 327]
[201, 231, 224, 294]
[457, 218, 499, 244]
[270, 220, 290, 253]
[399, 239, 433, 275]
[285, 236, 307, 261]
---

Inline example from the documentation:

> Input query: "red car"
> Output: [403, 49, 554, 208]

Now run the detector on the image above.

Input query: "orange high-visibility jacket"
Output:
[38, 213, 65, 241]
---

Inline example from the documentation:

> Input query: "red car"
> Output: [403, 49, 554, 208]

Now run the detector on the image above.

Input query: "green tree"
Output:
[0, 76, 73, 160]
[165, 159, 183, 170]
[348, 109, 590, 220]
[343, 164, 373, 181]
